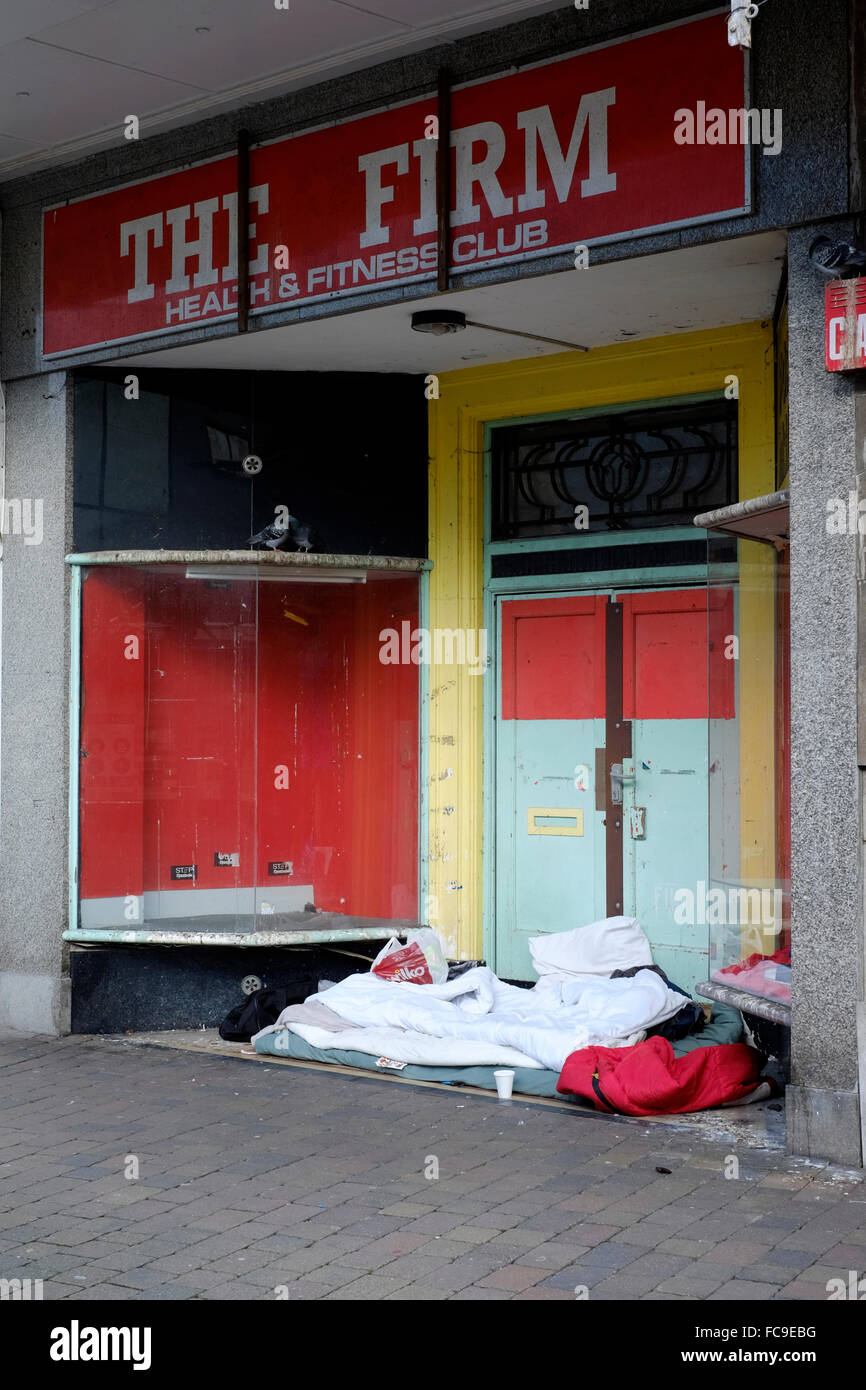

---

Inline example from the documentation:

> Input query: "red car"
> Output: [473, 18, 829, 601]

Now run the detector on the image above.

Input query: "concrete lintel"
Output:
[63, 927, 400, 948]
[65, 550, 430, 570]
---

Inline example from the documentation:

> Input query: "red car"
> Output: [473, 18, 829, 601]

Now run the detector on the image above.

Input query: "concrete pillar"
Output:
[0, 371, 72, 1034]
[786, 222, 864, 1166]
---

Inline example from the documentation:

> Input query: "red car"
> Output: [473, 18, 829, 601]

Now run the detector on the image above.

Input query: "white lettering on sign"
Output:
[165, 198, 221, 293]
[305, 242, 438, 294]
[359, 143, 410, 248]
[44, 16, 748, 356]
[518, 89, 617, 209]
[451, 219, 548, 264]
[452, 120, 513, 224]
[119, 213, 163, 302]
[412, 136, 437, 237]
[357, 90, 617, 249]
[828, 314, 866, 362]
[120, 185, 270, 306]
[828, 317, 845, 361]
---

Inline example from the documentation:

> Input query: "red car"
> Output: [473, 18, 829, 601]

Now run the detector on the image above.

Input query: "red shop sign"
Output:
[825, 278, 866, 371]
[43, 13, 748, 357]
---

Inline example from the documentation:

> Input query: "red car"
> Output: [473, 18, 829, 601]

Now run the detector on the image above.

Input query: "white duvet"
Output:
[278, 1021, 545, 1069]
[255, 960, 687, 1073]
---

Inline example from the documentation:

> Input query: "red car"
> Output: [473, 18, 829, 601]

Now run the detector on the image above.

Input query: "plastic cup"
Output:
[493, 1069, 515, 1100]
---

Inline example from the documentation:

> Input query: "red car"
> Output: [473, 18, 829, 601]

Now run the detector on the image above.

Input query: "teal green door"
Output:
[495, 586, 724, 992]
[620, 728, 707, 995]
[495, 595, 608, 980]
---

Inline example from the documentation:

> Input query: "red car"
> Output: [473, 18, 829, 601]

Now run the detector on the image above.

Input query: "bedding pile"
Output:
[254, 917, 691, 1073]
[251, 916, 769, 1113]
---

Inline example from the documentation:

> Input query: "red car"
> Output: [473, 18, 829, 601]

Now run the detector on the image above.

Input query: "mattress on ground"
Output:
[252, 1003, 743, 1096]
[253, 1028, 563, 1096]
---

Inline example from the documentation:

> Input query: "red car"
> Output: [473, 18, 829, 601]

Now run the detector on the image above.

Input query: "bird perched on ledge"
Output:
[248, 514, 315, 551]
[809, 236, 866, 279]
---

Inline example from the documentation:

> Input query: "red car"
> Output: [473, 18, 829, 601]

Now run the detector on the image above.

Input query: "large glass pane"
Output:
[78, 564, 256, 934]
[252, 569, 420, 931]
[72, 368, 428, 558]
[77, 564, 420, 937]
[706, 537, 790, 1003]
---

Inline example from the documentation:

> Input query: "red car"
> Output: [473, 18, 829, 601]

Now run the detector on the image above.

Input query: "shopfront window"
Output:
[74, 560, 421, 939]
[72, 368, 428, 558]
[706, 532, 790, 1004]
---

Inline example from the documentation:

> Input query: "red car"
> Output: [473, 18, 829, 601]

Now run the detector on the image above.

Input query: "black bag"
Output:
[218, 980, 316, 1042]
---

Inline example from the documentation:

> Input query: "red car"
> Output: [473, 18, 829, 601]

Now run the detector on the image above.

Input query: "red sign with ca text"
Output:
[43, 13, 748, 357]
[825, 278, 866, 371]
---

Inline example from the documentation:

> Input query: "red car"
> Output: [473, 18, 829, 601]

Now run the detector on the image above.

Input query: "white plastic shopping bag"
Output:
[371, 927, 448, 984]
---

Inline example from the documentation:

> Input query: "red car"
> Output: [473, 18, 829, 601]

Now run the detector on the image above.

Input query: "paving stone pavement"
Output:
[0, 1034, 864, 1303]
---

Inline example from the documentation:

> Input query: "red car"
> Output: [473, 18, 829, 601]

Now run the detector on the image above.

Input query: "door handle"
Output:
[610, 762, 636, 804]
[610, 763, 623, 804]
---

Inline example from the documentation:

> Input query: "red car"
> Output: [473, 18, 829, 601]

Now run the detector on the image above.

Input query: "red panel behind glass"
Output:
[619, 588, 735, 720]
[79, 569, 146, 901]
[501, 596, 607, 720]
[255, 575, 419, 919]
[142, 574, 257, 897]
[79, 568, 419, 921]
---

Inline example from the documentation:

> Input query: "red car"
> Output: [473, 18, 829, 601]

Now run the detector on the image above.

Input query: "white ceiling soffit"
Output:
[0, 0, 566, 181]
[114, 231, 787, 374]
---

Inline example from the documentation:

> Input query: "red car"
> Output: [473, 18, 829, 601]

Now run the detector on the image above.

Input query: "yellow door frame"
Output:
[426, 320, 776, 960]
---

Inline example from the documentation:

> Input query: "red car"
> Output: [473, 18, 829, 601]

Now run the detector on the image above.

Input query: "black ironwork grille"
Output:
[491, 399, 737, 540]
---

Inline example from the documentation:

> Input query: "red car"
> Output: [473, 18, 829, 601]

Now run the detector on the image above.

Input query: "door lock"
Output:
[629, 805, 647, 839]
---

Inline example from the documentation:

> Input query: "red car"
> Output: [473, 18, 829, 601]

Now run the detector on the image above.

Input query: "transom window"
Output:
[490, 399, 738, 540]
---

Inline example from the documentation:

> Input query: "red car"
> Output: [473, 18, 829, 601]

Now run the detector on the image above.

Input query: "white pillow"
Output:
[528, 915, 653, 978]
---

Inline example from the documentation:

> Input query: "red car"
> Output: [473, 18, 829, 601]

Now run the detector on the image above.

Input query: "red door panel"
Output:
[501, 595, 607, 720]
[618, 588, 734, 719]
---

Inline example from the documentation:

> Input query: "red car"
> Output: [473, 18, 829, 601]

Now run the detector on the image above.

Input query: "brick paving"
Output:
[0, 1033, 863, 1302]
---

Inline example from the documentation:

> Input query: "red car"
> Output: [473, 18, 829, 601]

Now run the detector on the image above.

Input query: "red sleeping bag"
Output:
[556, 1036, 764, 1115]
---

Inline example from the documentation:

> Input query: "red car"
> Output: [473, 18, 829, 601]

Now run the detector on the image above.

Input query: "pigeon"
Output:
[248, 522, 290, 550]
[809, 235, 866, 279]
[288, 517, 315, 552]
[247, 513, 316, 552]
